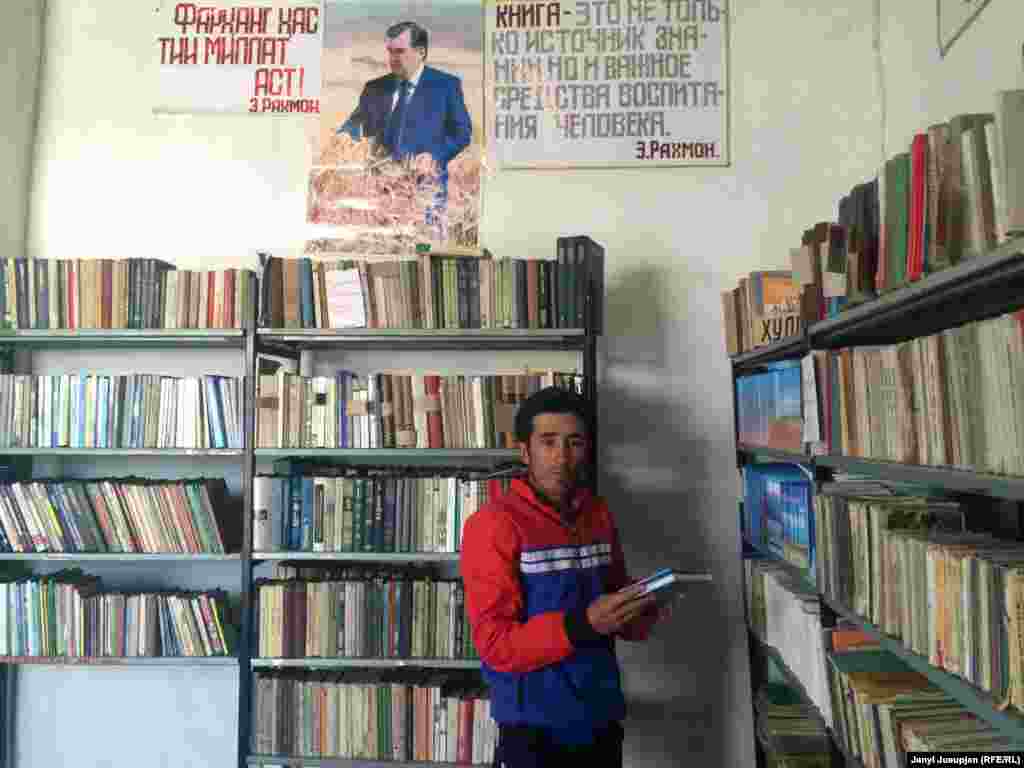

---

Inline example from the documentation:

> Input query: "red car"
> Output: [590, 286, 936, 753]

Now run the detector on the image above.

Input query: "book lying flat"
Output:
[623, 568, 713, 603]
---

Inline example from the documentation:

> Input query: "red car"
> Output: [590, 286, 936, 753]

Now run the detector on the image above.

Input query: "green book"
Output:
[886, 152, 910, 293]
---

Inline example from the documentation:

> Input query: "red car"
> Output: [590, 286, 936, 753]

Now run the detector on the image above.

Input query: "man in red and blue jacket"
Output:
[460, 387, 671, 767]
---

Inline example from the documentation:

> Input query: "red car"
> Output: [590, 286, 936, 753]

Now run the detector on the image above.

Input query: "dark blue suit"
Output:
[337, 65, 472, 174]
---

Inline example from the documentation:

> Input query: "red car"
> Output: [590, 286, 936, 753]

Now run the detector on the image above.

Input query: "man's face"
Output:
[386, 29, 423, 80]
[519, 412, 588, 507]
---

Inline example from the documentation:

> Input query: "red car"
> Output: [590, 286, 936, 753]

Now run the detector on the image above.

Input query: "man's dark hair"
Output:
[387, 21, 429, 58]
[514, 386, 592, 444]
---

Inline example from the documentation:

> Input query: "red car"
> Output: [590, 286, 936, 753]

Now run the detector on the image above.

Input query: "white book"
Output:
[985, 120, 1008, 243]
[47, 259, 58, 330]
[164, 271, 178, 329]
[252, 476, 273, 552]
[411, 374, 427, 448]
[324, 268, 366, 328]
[996, 89, 1024, 236]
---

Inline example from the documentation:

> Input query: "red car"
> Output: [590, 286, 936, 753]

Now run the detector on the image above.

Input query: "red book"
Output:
[224, 269, 235, 329]
[908, 134, 929, 281]
[457, 698, 473, 763]
[424, 375, 444, 448]
[101, 260, 113, 329]
[67, 260, 77, 330]
[415, 687, 427, 760]
[206, 271, 216, 328]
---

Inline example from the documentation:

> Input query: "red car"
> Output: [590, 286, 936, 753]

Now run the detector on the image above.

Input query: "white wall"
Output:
[19, 0, 1024, 766]
[1, 0, 44, 258]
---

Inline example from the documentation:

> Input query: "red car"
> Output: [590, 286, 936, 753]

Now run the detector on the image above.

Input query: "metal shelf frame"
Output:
[0, 328, 246, 348]
[253, 552, 459, 564]
[748, 629, 864, 768]
[251, 658, 481, 671]
[256, 327, 587, 353]
[744, 540, 1024, 748]
[729, 237, 1024, 371]
[0, 553, 239, 561]
[0, 656, 238, 667]
[0, 268, 605, 768]
[247, 756, 475, 768]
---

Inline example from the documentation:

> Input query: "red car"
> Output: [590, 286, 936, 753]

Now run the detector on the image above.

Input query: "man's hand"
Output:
[587, 585, 658, 635]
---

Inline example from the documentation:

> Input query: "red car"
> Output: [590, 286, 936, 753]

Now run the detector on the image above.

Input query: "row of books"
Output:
[0, 572, 234, 658]
[257, 236, 605, 331]
[0, 373, 243, 450]
[0, 258, 256, 330]
[735, 361, 803, 452]
[0, 477, 234, 555]
[254, 576, 475, 661]
[746, 558, 1018, 763]
[722, 89, 1024, 356]
[252, 473, 508, 554]
[805, 308, 1024, 475]
[826, 637, 1017, 762]
[252, 675, 496, 763]
[753, 683, 833, 767]
[745, 559, 832, 728]
[815, 492, 1024, 707]
[257, 371, 581, 450]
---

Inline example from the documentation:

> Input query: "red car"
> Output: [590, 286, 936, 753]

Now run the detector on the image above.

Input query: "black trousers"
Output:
[493, 721, 624, 768]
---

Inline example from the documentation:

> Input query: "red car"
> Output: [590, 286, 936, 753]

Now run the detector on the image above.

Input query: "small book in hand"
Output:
[622, 568, 712, 603]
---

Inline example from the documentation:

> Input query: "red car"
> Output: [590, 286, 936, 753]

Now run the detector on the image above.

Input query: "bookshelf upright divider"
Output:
[242, 247, 603, 768]
[731, 238, 1024, 757]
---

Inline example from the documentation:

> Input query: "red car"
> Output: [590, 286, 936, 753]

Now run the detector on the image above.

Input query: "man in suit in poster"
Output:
[336, 21, 472, 232]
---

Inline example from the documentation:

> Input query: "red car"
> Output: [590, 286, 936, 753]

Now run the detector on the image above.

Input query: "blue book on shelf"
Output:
[286, 476, 302, 550]
[77, 375, 88, 449]
[97, 376, 108, 449]
[204, 376, 227, 449]
[270, 476, 285, 551]
[300, 260, 314, 329]
[301, 476, 315, 550]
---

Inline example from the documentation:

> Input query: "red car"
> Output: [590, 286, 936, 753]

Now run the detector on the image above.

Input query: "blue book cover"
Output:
[45, 483, 76, 552]
[300, 260, 314, 329]
[301, 476, 314, 550]
[382, 480, 396, 553]
[97, 377, 108, 449]
[121, 376, 135, 448]
[204, 376, 226, 449]
[288, 476, 302, 550]
[35, 260, 48, 330]
[77, 375, 88, 449]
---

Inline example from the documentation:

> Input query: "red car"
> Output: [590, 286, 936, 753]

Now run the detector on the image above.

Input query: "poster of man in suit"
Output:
[306, 1, 483, 253]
